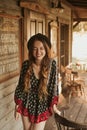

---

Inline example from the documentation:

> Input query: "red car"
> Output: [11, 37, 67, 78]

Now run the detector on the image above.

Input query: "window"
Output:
[29, 11, 45, 36]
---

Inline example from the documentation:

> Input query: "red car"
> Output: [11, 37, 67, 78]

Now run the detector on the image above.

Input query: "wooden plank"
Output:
[0, 83, 17, 99]
[0, 111, 13, 129]
[0, 110, 23, 129]
[0, 76, 18, 90]
[66, 102, 82, 121]
[64, 98, 78, 117]
[1, 115, 23, 130]
[0, 13, 21, 19]
[0, 92, 14, 109]
[84, 114, 87, 124]
[20, 1, 49, 14]
[0, 100, 14, 120]
[44, 115, 57, 130]
[76, 103, 87, 123]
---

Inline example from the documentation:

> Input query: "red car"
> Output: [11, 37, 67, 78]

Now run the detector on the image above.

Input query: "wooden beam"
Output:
[73, 18, 87, 21]
[0, 13, 22, 19]
[73, 21, 80, 29]
[73, 9, 80, 19]
[62, 0, 74, 9]
[20, 1, 49, 14]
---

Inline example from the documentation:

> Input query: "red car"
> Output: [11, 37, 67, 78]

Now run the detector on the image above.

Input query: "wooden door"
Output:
[60, 23, 69, 67]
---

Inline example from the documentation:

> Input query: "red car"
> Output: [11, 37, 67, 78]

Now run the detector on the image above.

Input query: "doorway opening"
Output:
[72, 22, 87, 71]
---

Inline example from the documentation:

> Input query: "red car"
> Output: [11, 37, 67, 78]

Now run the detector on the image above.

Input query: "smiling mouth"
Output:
[37, 55, 41, 57]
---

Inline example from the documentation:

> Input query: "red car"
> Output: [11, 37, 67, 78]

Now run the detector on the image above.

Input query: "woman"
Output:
[14, 33, 59, 130]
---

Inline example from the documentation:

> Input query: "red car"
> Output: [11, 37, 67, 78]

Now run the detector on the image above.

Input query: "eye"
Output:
[40, 47, 45, 50]
[33, 47, 37, 51]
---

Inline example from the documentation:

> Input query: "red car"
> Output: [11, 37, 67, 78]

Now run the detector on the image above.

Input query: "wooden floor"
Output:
[44, 71, 87, 130]
[64, 96, 87, 124]
[64, 72, 87, 124]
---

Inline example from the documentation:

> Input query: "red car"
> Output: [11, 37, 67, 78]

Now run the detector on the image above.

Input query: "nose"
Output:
[36, 48, 41, 54]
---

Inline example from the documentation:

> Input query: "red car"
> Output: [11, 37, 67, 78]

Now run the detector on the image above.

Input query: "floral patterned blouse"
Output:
[14, 59, 59, 123]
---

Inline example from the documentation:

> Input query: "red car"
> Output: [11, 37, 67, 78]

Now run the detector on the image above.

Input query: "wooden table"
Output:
[61, 97, 87, 124]
[55, 72, 87, 129]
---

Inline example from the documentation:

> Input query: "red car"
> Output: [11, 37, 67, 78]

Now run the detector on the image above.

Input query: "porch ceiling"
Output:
[65, 0, 87, 22]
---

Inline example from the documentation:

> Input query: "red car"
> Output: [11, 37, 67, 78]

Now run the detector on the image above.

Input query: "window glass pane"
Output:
[30, 21, 36, 36]
[38, 22, 43, 33]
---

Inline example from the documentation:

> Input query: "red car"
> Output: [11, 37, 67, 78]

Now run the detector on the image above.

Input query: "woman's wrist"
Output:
[53, 104, 61, 115]
[15, 105, 19, 111]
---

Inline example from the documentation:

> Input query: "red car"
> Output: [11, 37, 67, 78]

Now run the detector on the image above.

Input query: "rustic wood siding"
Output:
[0, 0, 72, 130]
[0, 77, 23, 130]
[0, 0, 23, 130]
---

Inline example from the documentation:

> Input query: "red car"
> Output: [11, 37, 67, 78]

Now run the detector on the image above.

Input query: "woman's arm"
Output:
[14, 60, 29, 105]
[53, 104, 61, 115]
[14, 105, 20, 120]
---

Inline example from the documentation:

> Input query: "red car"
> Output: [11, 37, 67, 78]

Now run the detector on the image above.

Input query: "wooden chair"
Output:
[55, 113, 87, 130]
[61, 65, 85, 104]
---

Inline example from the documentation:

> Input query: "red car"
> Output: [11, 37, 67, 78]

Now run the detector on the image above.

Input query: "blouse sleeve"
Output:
[48, 59, 59, 107]
[14, 60, 29, 105]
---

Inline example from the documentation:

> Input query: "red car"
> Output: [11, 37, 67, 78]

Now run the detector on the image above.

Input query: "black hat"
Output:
[27, 33, 51, 50]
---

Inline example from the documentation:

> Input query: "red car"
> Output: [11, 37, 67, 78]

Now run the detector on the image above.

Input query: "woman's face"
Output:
[32, 40, 46, 62]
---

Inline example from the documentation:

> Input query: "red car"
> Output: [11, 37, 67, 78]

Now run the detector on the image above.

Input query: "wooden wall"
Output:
[0, 76, 23, 130]
[0, 0, 23, 130]
[0, 0, 72, 130]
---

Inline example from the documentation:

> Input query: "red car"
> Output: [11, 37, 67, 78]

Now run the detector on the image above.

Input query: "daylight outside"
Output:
[72, 22, 87, 71]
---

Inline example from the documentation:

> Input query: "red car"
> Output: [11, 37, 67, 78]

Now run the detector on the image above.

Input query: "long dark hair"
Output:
[24, 33, 51, 99]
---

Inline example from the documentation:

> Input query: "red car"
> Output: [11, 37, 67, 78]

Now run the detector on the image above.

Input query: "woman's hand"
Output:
[14, 105, 20, 120]
[53, 104, 61, 115]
